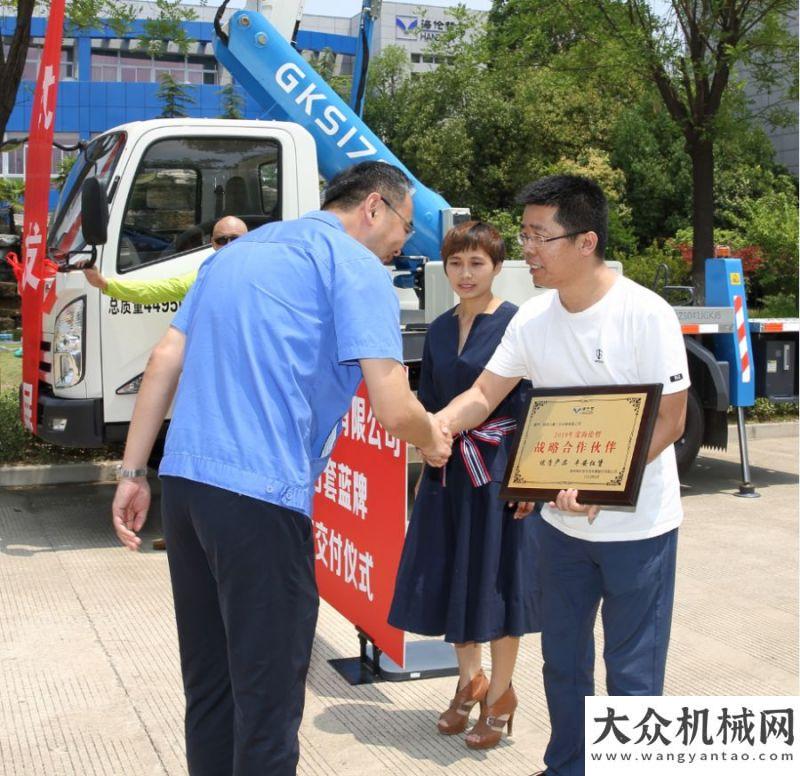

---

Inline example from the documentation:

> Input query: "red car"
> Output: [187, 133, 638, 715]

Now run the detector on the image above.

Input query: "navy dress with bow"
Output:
[388, 302, 541, 644]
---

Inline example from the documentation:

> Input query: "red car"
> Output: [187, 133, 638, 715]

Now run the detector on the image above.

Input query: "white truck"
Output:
[40, 118, 324, 448]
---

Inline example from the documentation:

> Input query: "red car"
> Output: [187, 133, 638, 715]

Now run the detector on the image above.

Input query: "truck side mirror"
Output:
[81, 177, 108, 246]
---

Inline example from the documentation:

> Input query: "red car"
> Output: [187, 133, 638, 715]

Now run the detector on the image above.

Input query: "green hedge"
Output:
[740, 398, 799, 423]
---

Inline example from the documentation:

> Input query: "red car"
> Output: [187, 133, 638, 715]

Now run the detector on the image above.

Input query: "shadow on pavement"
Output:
[310, 701, 504, 766]
[305, 634, 394, 704]
[680, 452, 797, 498]
[0, 481, 164, 556]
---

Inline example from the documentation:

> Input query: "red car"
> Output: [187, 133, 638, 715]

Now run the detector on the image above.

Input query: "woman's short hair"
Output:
[441, 220, 506, 268]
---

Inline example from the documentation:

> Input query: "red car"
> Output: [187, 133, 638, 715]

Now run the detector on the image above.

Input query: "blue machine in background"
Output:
[705, 258, 756, 409]
[705, 257, 759, 496]
[212, 2, 467, 263]
[349, 0, 379, 117]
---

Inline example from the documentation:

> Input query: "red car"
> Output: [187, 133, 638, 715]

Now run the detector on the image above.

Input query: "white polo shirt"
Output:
[486, 276, 690, 542]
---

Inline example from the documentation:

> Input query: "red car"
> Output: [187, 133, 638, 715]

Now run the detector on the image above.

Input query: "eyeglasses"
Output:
[380, 196, 415, 239]
[212, 234, 240, 246]
[516, 230, 585, 247]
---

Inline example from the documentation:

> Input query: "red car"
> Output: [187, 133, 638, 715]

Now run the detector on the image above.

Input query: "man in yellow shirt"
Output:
[84, 215, 247, 550]
[82, 216, 248, 301]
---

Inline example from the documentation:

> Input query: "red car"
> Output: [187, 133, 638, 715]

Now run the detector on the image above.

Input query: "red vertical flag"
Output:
[20, 0, 67, 431]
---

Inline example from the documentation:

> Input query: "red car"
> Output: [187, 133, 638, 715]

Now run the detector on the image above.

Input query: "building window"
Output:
[23, 46, 39, 80]
[92, 52, 120, 81]
[91, 48, 217, 85]
[15, 40, 75, 81]
[408, 53, 455, 67]
[152, 54, 188, 83]
[120, 52, 153, 83]
[1, 134, 26, 177]
[0, 133, 79, 178]
[186, 55, 217, 85]
[61, 46, 75, 79]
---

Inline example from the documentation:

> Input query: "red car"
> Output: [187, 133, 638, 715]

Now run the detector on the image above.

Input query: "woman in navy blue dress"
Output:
[389, 221, 540, 750]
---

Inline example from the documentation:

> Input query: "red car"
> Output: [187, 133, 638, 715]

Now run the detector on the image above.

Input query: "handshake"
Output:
[418, 412, 455, 468]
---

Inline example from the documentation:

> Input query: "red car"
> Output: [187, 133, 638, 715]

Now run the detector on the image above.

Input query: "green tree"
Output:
[555, 0, 798, 300]
[741, 184, 799, 312]
[0, 0, 201, 141]
[0, 0, 37, 143]
[380, 6, 537, 209]
[363, 45, 411, 143]
[218, 82, 244, 120]
[305, 47, 351, 100]
[156, 72, 195, 118]
[609, 94, 693, 246]
[547, 149, 638, 260]
[309, 47, 336, 82]
[137, 0, 198, 57]
[0, 176, 24, 206]
[382, 3, 637, 214]
[53, 153, 77, 190]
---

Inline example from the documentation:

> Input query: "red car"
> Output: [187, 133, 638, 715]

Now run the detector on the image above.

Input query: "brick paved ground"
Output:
[0, 435, 797, 775]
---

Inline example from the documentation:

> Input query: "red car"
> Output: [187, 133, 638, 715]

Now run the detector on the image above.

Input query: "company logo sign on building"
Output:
[395, 16, 456, 41]
[395, 16, 419, 38]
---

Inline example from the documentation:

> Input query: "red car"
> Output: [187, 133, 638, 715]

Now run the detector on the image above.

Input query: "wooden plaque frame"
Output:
[499, 384, 663, 507]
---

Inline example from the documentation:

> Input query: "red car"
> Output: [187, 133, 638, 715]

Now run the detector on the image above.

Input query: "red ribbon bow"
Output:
[5, 250, 58, 296]
[441, 416, 517, 488]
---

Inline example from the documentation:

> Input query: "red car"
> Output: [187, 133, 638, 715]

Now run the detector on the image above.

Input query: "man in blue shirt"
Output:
[111, 162, 452, 776]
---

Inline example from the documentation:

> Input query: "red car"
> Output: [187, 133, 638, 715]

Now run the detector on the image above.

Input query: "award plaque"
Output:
[500, 384, 663, 507]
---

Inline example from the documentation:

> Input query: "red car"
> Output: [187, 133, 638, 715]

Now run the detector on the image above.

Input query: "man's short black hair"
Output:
[517, 175, 608, 258]
[322, 161, 412, 211]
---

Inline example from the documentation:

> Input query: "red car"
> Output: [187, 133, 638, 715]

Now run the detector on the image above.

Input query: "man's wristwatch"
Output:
[116, 465, 148, 480]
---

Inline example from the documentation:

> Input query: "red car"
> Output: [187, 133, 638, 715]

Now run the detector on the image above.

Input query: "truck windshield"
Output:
[48, 132, 126, 260]
[118, 136, 281, 271]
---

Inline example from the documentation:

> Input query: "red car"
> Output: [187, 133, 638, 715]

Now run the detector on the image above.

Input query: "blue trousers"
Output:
[161, 477, 319, 776]
[537, 518, 678, 776]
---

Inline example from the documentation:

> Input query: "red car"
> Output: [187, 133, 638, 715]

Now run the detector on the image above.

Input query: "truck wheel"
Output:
[675, 388, 703, 476]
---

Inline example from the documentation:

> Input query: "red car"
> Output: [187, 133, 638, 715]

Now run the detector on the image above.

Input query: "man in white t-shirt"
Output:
[432, 175, 689, 776]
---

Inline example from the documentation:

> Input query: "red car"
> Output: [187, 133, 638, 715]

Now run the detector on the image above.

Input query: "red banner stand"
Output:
[328, 627, 386, 686]
[314, 381, 458, 685]
[312, 380, 408, 667]
[329, 627, 459, 686]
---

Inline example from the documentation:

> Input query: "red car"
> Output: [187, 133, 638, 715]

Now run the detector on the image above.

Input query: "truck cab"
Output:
[38, 118, 321, 447]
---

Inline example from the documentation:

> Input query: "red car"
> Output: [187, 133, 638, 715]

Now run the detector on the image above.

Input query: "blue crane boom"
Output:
[213, 3, 466, 261]
[349, 0, 378, 117]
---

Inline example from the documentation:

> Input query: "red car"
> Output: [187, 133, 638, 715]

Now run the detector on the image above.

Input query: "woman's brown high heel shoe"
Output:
[437, 670, 489, 735]
[465, 684, 517, 749]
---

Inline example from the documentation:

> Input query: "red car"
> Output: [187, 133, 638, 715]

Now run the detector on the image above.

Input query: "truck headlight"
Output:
[53, 297, 86, 388]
